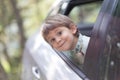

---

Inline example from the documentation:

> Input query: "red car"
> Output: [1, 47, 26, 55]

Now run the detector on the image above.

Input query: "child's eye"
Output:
[58, 31, 62, 36]
[51, 38, 55, 43]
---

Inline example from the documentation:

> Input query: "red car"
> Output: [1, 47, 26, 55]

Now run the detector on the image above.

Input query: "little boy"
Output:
[42, 14, 90, 65]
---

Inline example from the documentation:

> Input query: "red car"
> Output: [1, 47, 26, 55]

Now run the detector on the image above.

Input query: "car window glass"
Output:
[63, 2, 102, 69]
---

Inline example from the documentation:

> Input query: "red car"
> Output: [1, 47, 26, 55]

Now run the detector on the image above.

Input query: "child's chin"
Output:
[62, 48, 70, 51]
[58, 47, 70, 51]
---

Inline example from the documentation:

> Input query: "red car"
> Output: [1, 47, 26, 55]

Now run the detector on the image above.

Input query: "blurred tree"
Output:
[0, 0, 55, 80]
[0, 64, 8, 80]
[0, 0, 12, 79]
[10, 0, 26, 50]
[0, 0, 25, 79]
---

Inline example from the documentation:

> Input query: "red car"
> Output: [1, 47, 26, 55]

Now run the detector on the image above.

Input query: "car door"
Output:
[22, 30, 85, 80]
[21, 0, 87, 80]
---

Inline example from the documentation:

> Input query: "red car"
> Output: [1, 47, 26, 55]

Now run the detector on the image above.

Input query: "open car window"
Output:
[62, 1, 102, 70]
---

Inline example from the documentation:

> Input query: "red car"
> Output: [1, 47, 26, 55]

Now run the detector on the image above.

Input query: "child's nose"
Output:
[56, 38, 61, 43]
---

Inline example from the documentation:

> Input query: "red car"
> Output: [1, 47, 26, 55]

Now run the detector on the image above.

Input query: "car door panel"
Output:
[22, 31, 83, 80]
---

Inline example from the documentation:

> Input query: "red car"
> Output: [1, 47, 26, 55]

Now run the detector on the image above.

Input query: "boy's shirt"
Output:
[62, 33, 90, 64]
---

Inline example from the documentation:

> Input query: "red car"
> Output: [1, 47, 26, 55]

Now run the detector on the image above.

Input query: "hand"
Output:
[74, 52, 85, 65]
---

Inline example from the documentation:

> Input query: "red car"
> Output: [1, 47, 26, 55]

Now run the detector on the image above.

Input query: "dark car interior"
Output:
[77, 23, 94, 37]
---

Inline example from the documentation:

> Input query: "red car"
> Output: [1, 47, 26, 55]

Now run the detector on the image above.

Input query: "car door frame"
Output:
[84, 0, 120, 80]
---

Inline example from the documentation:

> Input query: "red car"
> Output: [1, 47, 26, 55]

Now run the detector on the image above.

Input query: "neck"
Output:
[71, 36, 78, 50]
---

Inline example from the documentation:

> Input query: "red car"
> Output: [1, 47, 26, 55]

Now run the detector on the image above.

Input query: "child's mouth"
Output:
[58, 41, 65, 49]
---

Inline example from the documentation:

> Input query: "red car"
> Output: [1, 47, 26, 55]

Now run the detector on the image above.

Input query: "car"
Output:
[21, 0, 120, 80]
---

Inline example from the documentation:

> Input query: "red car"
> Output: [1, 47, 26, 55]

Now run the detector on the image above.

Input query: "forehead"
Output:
[49, 26, 68, 34]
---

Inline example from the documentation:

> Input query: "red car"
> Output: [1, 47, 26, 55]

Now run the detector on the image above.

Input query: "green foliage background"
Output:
[0, 0, 55, 80]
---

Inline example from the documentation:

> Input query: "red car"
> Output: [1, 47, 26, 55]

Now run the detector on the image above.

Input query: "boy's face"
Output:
[45, 25, 77, 51]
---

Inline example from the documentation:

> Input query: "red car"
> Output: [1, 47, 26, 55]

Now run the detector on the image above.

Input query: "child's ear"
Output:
[70, 24, 77, 34]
